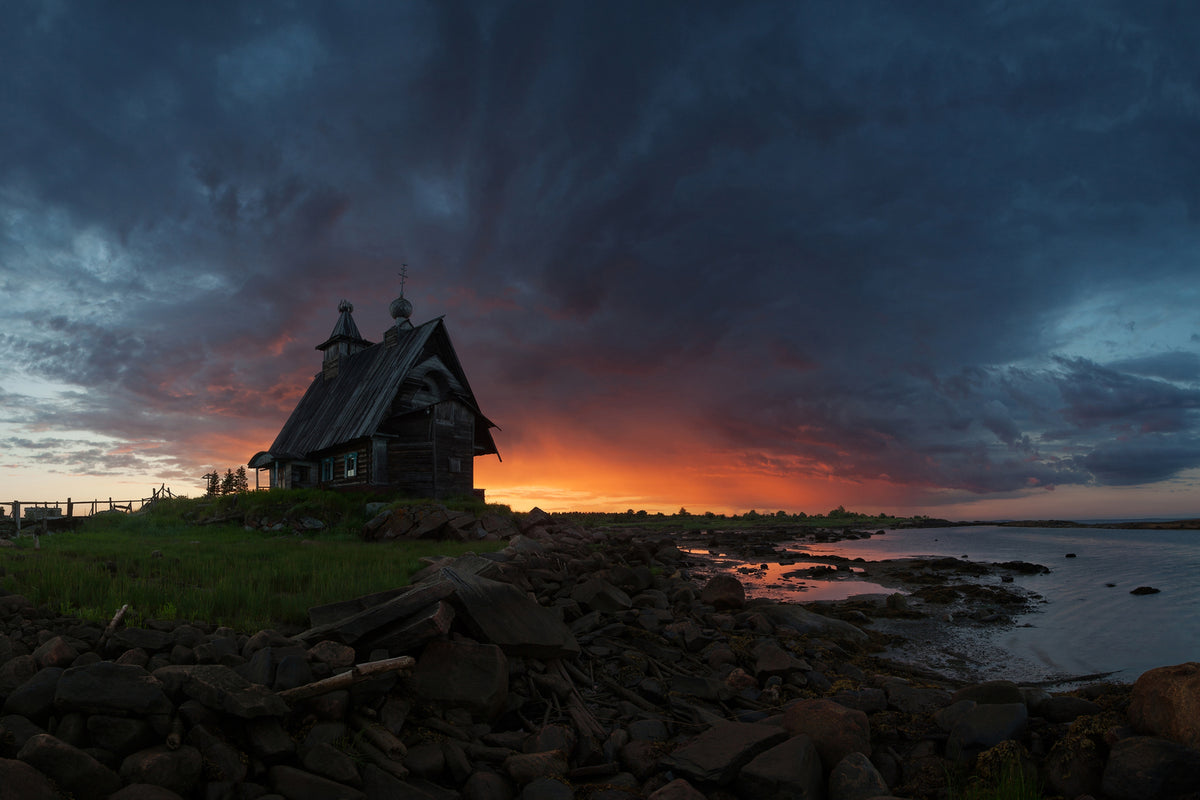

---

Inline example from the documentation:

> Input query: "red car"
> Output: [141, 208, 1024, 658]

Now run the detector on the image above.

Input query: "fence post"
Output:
[109, 497, 113, 511]
[12, 502, 18, 533]
[67, 497, 73, 517]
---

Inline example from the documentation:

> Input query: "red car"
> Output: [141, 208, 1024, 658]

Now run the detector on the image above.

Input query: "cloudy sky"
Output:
[2, 1, 1199, 518]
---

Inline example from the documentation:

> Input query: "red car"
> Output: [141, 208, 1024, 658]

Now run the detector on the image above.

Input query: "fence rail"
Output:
[1, 485, 179, 532]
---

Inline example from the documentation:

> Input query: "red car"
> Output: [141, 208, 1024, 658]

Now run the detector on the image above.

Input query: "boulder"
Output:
[829, 751, 890, 800]
[408, 640, 508, 720]
[648, 778, 708, 800]
[269, 764, 366, 800]
[107, 786, 186, 800]
[119, 745, 203, 796]
[2, 668, 62, 720]
[782, 698, 871, 772]
[152, 664, 288, 718]
[700, 575, 746, 610]
[55, 662, 173, 717]
[945, 702, 1028, 761]
[1129, 662, 1200, 750]
[0, 756, 60, 800]
[735, 733, 823, 800]
[760, 604, 868, 647]
[17, 733, 122, 799]
[443, 568, 580, 658]
[1101, 735, 1200, 800]
[950, 680, 1023, 706]
[31, 636, 78, 668]
[659, 721, 788, 785]
[87, 715, 157, 756]
[571, 578, 633, 613]
[1037, 695, 1101, 723]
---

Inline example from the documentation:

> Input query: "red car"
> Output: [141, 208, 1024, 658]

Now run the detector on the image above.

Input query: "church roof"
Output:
[260, 315, 498, 462]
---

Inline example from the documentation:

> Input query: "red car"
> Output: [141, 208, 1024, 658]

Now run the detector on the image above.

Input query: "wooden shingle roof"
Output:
[260, 317, 498, 461]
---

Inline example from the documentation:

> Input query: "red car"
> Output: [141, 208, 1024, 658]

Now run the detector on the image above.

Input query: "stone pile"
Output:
[0, 510, 1199, 799]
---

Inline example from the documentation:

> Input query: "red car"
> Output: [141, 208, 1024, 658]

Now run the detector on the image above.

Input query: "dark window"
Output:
[321, 458, 333, 481]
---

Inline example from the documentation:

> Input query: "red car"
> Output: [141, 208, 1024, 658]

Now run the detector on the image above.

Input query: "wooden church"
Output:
[248, 289, 499, 498]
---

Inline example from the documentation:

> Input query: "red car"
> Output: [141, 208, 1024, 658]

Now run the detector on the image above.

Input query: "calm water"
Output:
[703, 526, 1200, 684]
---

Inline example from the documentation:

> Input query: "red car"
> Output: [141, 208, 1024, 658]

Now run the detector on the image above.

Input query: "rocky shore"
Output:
[1, 509, 1199, 799]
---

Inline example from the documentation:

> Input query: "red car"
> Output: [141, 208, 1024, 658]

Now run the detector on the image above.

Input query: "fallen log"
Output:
[277, 655, 415, 703]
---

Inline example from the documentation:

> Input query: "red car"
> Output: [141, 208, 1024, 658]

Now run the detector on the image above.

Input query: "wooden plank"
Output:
[357, 600, 455, 655]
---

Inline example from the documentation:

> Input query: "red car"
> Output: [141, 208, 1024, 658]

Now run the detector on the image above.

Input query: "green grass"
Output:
[0, 494, 504, 632]
[949, 756, 1044, 800]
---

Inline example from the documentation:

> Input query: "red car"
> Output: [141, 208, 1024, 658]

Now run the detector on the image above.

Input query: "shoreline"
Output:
[665, 524, 1127, 689]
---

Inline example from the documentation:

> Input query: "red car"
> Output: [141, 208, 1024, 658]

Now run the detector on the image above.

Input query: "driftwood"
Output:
[355, 738, 409, 779]
[351, 712, 407, 759]
[546, 659, 607, 743]
[277, 655, 415, 703]
[98, 604, 130, 649]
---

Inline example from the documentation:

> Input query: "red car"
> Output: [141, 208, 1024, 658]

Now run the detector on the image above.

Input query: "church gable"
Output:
[249, 288, 499, 497]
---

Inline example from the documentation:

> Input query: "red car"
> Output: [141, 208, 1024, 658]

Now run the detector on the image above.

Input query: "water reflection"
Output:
[682, 547, 905, 602]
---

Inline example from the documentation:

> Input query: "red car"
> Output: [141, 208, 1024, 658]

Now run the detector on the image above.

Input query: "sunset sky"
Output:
[2, 2, 1199, 519]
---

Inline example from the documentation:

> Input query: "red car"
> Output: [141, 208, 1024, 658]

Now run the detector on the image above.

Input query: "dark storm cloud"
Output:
[1, 1, 1198, 502]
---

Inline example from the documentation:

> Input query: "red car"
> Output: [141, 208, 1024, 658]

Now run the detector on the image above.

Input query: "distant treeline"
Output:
[554, 505, 922, 527]
[203, 467, 250, 497]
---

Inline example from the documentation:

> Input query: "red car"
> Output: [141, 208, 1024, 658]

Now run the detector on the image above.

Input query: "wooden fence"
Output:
[2, 485, 179, 532]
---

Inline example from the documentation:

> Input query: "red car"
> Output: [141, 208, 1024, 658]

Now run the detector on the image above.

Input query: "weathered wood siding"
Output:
[381, 400, 475, 498]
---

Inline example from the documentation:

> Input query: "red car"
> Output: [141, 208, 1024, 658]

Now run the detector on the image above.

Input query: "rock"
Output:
[55, 662, 173, 717]
[110, 628, 176, 654]
[87, 715, 157, 756]
[832, 688, 887, 714]
[303, 741, 363, 785]
[700, 575, 746, 610]
[519, 776, 574, 800]
[152, 664, 288, 717]
[882, 680, 951, 714]
[2, 667, 62, 720]
[17, 732, 122, 799]
[443, 568, 580, 658]
[0, 656, 37, 698]
[462, 770, 516, 800]
[659, 721, 788, 785]
[408, 640, 509, 720]
[760, 604, 868, 647]
[119, 745, 203, 796]
[829, 751, 890, 800]
[950, 679, 1024, 706]
[647, 778, 707, 800]
[0, 756, 61, 800]
[504, 750, 568, 783]
[1101, 735, 1200, 800]
[752, 641, 809, 679]
[247, 717, 296, 759]
[782, 698, 871, 772]
[1045, 730, 1105, 799]
[308, 640, 357, 669]
[31, 636, 77, 668]
[107, 785, 186, 800]
[945, 702, 1028, 761]
[1129, 661, 1200, 750]
[269, 764, 366, 799]
[1130, 586, 1161, 595]
[186, 724, 247, 783]
[735, 733, 823, 800]
[406, 742, 447, 779]
[1037, 695, 1101, 723]
[571, 578, 633, 613]
[0, 713, 45, 753]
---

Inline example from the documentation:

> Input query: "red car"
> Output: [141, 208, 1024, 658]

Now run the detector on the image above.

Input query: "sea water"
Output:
[785, 526, 1200, 683]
